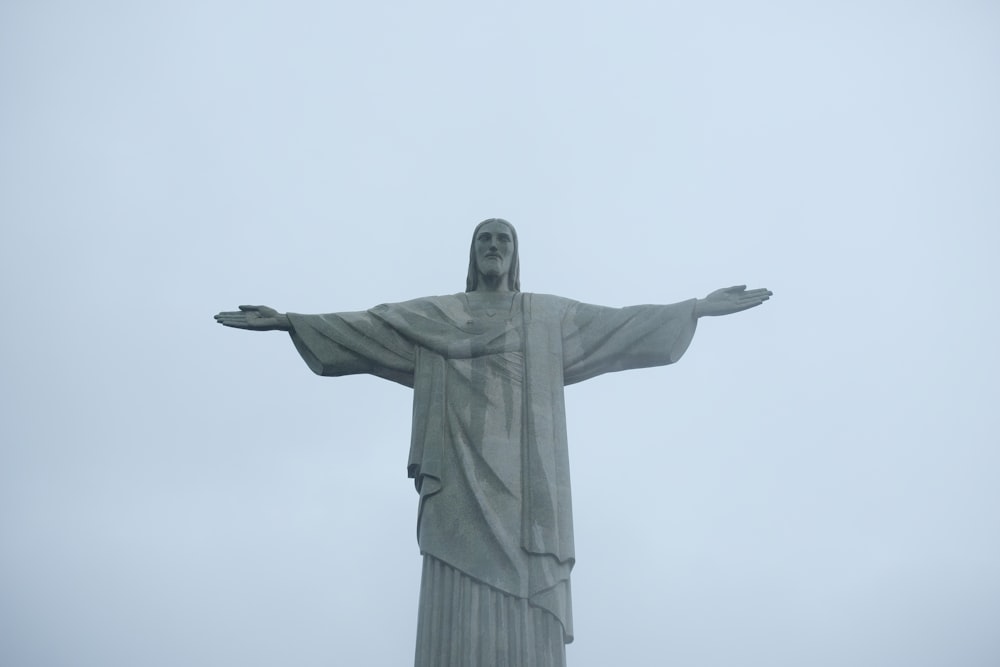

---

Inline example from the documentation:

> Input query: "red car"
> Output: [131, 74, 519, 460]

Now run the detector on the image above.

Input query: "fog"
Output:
[2, 2, 998, 665]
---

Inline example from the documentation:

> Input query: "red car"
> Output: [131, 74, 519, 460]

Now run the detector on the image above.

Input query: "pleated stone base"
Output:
[414, 555, 567, 667]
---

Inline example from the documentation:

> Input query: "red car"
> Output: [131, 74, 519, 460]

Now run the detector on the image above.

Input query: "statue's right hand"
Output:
[214, 305, 291, 331]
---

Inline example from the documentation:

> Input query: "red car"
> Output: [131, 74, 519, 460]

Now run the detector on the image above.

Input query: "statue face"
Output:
[474, 220, 514, 281]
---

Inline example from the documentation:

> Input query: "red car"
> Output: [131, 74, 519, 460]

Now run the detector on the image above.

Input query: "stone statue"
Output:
[215, 219, 771, 667]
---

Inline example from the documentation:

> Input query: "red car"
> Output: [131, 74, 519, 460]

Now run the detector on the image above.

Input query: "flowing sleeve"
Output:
[561, 298, 698, 385]
[286, 310, 417, 387]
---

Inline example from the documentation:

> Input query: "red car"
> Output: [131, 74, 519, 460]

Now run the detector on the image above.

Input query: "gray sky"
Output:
[2, 1, 998, 666]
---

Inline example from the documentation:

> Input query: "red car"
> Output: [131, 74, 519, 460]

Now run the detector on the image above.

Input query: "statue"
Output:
[215, 219, 772, 667]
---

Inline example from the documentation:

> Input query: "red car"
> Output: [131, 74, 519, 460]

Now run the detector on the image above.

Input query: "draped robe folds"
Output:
[286, 293, 698, 664]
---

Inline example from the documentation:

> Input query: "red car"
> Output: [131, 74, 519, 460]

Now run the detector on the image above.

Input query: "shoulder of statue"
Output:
[523, 292, 575, 305]
[519, 293, 577, 319]
[368, 295, 471, 329]
[371, 294, 463, 311]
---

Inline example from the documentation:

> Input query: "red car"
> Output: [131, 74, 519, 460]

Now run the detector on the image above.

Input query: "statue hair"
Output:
[466, 218, 521, 293]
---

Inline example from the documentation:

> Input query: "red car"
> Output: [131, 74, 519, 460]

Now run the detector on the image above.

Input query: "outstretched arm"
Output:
[695, 285, 772, 318]
[214, 305, 292, 331]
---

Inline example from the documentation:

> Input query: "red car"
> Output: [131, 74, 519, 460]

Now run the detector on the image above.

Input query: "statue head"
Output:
[466, 218, 520, 292]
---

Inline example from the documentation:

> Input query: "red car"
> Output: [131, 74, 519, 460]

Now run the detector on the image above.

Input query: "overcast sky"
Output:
[1, 1, 998, 666]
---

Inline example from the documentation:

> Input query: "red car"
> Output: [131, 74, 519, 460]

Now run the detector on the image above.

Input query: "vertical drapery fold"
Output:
[415, 555, 566, 667]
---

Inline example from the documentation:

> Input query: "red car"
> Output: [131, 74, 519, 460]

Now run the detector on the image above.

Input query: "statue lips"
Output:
[480, 253, 505, 272]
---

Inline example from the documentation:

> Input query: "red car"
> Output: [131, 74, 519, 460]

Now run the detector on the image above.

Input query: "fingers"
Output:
[737, 293, 770, 305]
[740, 290, 771, 303]
[214, 312, 253, 327]
[728, 286, 772, 300]
[732, 290, 771, 311]
[725, 286, 772, 294]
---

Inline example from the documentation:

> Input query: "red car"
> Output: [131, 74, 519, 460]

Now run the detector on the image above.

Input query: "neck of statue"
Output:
[474, 274, 510, 293]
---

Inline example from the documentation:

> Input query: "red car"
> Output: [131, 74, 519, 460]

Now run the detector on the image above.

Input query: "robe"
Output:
[286, 293, 697, 667]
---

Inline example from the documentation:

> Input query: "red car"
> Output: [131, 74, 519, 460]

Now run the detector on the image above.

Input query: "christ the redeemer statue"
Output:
[215, 218, 772, 667]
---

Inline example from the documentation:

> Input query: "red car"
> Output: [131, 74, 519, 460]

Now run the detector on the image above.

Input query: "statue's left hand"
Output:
[214, 305, 292, 331]
[695, 285, 772, 317]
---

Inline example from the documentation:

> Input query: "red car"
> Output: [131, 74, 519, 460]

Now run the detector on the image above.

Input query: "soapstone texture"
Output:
[214, 219, 771, 666]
